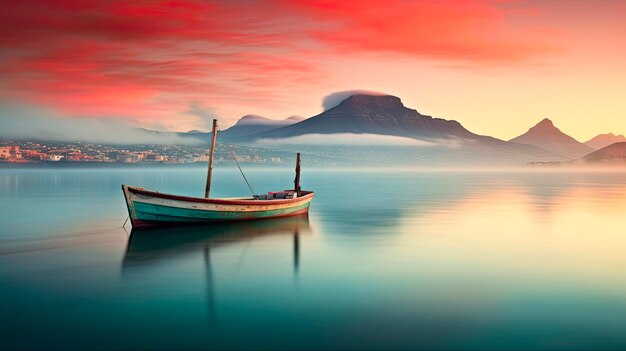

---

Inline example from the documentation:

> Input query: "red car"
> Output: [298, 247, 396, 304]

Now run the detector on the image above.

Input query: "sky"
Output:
[0, 0, 625, 141]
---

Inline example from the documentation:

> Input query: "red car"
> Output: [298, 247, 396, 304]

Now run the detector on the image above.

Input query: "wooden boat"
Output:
[122, 119, 314, 228]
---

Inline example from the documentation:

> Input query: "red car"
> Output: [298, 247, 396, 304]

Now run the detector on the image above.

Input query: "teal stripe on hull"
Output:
[131, 200, 311, 223]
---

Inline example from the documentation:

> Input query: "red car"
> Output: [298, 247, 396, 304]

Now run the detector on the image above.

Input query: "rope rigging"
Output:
[217, 127, 257, 198]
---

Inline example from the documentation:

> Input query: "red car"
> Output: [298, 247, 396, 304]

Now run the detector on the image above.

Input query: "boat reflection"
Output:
[122, 214, 311, 269]
[121, 215, 311, 325]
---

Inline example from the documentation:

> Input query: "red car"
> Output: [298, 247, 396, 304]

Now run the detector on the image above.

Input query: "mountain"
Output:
[136, 128, 205, 144]
[229, 94, 561, 165]
[579, 142, 626, 164]
[219, 115, 303, 140]
[509, 118, 594, 159]
[286, 115, 306, 122]
[7, 92, 574, 165]
[173, 115, 305, 143]
[237, 95, 481, 140]
[584, 133, 626, 150]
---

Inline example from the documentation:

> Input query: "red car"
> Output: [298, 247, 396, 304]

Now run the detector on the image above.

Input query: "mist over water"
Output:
[0, 104, 198, 145]
[1, 166, 626, 349]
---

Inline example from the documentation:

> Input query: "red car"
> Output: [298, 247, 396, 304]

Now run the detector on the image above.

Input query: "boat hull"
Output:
[122, 185, 314, 228]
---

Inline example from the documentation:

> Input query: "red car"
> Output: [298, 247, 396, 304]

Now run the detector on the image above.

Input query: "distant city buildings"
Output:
[0, 140, 288, 164]
[0, 145, 21, 161]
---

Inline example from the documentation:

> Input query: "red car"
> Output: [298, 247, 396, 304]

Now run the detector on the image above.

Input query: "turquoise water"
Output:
[1, 166, 626, 350]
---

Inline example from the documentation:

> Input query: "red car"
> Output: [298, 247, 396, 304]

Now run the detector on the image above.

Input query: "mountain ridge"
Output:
[584, 133, 626, 150]
[580, 142, 626, 164]
[235, 94, 480, 141]
[12, 92, 613, 165]
[509, 118, 594, 159]
[226, 94, 564, 164]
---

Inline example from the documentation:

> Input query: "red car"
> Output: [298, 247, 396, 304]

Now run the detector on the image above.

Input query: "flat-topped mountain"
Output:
[584, 133, 626, 150]
[237, 94, 479, 141]
[580, 142, 626, 164]
[509, 118, 594, 159]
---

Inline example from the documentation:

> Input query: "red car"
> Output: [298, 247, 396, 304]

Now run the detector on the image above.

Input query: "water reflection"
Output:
[4, 168, 626, 349]
[121, 216, 311, 324]
[123, 215, 310, 268]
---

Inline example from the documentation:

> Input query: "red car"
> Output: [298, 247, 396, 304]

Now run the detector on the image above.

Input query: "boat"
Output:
[122, 119, 314, 228]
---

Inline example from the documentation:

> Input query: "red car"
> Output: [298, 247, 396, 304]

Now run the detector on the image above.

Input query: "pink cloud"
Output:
[0, 0, 567, 131]
[287, 0, 560, 62]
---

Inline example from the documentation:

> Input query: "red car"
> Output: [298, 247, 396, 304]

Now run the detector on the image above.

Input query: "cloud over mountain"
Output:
[255, 133, 457, 147]
[322, 90, 388, 110]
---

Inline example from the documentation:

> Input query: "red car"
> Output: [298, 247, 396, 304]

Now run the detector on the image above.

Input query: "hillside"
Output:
[220, 115, 304, 140]
[580, 142, 626, 164]
[509, 118, 594, 159]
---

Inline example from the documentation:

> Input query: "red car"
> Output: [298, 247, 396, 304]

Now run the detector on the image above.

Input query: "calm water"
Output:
[1, 166, 626, 350]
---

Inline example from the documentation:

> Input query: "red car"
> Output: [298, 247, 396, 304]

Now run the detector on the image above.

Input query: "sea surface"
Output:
[1, 165, 626, 350]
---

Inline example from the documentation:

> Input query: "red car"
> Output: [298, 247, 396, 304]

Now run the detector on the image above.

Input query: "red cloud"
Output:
[0, 0, 562, 130]
[287, 0, 559, 62]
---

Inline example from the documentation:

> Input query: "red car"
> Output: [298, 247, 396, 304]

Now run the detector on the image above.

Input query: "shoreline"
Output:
[2, 161, 626, 172]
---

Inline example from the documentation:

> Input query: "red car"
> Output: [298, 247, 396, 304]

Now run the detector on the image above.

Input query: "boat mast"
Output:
[294, 152, 301, 196]
[205, 119, 218, 198]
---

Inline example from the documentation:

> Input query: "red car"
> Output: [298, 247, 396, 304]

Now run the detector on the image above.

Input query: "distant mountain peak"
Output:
[240, 114, 265, 119]
[584, 132, 626, 150]
[529, 118, 559, 133]
[510, 118, 593, 159]
[237, 114, 270, 125]
[220, 114, 303, 139]
[596, 132, 623, 138]
[537, 117, 554, 126]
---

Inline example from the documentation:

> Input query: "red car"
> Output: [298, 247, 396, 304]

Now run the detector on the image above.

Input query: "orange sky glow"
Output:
[0, 0, 625, 141]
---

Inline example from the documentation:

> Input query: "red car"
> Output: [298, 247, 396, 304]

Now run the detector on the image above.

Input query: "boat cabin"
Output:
[256, 191, 298, 200]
